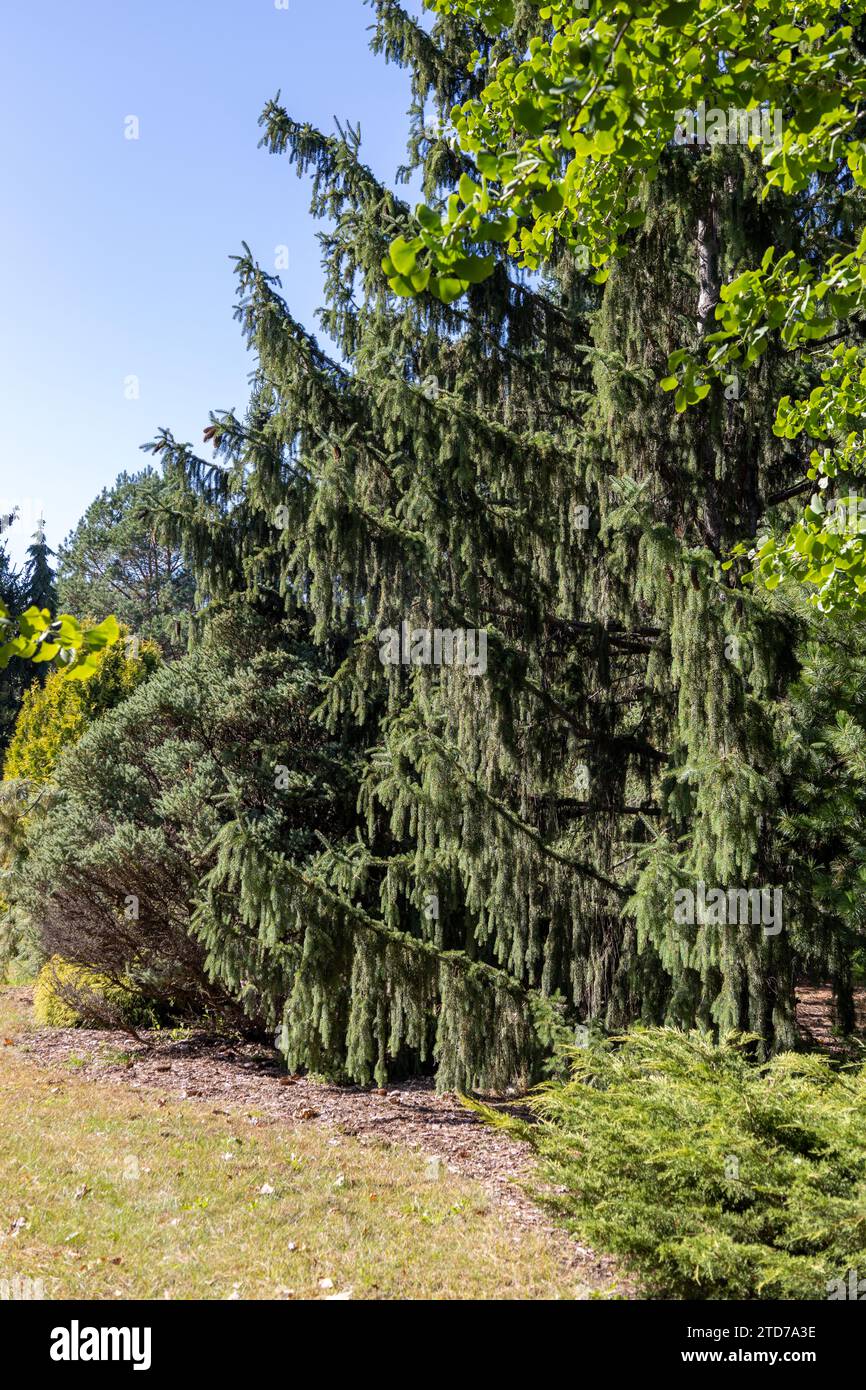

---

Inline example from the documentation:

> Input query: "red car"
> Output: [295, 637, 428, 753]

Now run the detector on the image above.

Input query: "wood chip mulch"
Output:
[795, 982, 866, 1053]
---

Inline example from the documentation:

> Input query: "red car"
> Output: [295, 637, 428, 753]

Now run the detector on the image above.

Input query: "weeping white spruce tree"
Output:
[143, 0, 863, 1087]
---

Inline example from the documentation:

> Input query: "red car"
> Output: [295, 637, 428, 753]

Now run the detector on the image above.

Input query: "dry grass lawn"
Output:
[0, 989, 609, 1300]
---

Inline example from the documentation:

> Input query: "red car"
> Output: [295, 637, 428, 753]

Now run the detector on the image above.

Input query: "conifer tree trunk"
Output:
[697, 193, 720, 340]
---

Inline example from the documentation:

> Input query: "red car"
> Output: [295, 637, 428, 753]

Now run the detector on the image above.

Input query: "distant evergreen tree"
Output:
[57, 470, 196, 658]
[21, 518, 57, 615]
[137, 3, 863, 1086]
[0, 542, 21, 628]
[19, 519, 59, 689]
[0, 540, 28, 751]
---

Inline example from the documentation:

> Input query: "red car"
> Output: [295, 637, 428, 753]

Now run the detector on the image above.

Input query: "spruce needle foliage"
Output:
[122, 0, 866, 1084]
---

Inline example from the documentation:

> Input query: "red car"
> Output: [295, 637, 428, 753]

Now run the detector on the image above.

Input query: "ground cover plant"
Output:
[473, 1028, 866, 1299]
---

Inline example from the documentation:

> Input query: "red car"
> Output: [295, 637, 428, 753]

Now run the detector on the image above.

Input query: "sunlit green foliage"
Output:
[472, 1029, 866, 1298]
[3, 636, 160, 784]
[0, 602, 119, 681]
[393, 0, 866, 616]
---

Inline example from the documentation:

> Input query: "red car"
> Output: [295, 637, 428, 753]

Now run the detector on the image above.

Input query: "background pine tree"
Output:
[57, 469, 196, 659]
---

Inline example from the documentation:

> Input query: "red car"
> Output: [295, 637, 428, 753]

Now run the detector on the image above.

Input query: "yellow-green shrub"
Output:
[479, 1029, 866, 1300]
[3, 637, 160, 784]
[33, 956, 154, 1029]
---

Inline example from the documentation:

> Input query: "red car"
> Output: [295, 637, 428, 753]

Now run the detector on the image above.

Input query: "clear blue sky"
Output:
[0, 0, 421, 566]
